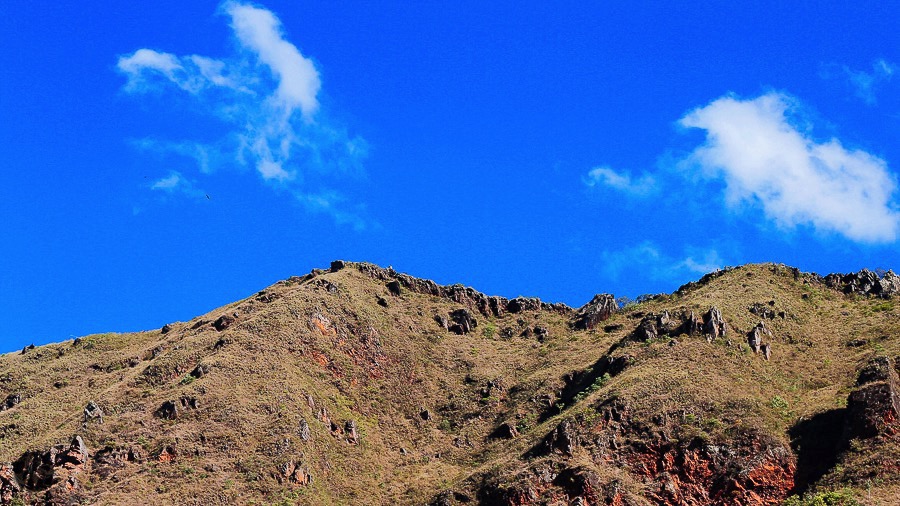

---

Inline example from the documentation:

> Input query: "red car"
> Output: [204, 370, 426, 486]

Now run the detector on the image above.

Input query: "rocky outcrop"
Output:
[83, 401, 103, 425]
[448, 309, 477, 335]
[489, 422, 519, 440]
[352, 262, 572, 318]
[477, 464, 630, 506]
[683, 310, 702, 336]
[93, 446, 145, 479]
[702, 306, 726, 342]
[573, 294, 617, 330]
[213, 314, 235, 331]
[156, 400, 178, 420]
[633, 437, 795, 505]
[10, 436, 89, 504]
[1, 394, 20, 412]
[507, 297, 542, 313]
[633, 316, 659, 342]
[825, 269, 900, 298]
[532, 419, 580, 456]
[0, 464, 20, 504]
[843, 356, 900, 441]
[276, 459, 312, 486]
[748, 321, 772, 355]
[190, 363, 210, 379]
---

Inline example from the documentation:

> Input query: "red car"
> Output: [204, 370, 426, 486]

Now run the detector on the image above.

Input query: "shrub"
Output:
[782, 489, 859, 506]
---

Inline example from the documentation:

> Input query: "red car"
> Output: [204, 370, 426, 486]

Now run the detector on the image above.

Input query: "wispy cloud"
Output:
[822, 59, 896, 106]
[679, 92, 900, 243]
[117, 1, 367, 226]
[602, 241, 726, 282]
[149, 170, 205, 198]
[585, 166, 657, 196]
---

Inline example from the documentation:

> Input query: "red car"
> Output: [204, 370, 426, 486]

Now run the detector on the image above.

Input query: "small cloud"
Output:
[602, 241, 726, 281]
[679, 91, 900, 243]
[676, 250, 727, 275]
[149, 170, 204, 197]
[585, 166, 657, 196]
[295, 190, 368, 231]
[150, 172, 183, 190]
[822, 59, 896, 105]
[845, 59, 894, 105]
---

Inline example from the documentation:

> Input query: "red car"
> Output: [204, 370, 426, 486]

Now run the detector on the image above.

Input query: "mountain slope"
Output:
[0, 262, 898, 505]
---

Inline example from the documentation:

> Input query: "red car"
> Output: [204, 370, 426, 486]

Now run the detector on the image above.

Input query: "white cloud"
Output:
[150, 170, 204, 197]
[679, 92, 900, 243]
[602, 241, 726, 281]
[843, 59, 895, 105]
[295, 190, 367, 231]
[225, 1, 320, 119]
[118, 2, 365, 227]
[585, 166, 657, 196]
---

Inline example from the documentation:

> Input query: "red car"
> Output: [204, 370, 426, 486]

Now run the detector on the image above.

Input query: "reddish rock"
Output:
[0, 463, 20, 504]
[11, 435, 89, 505]
[277, 459, 312, 486]
[844, 356, 900, 441]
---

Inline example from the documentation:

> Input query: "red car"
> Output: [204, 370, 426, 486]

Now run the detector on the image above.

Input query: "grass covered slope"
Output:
[0, 262, 898, 505]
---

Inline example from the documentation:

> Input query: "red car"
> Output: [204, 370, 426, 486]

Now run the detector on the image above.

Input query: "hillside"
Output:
[0, 261, 899, 505]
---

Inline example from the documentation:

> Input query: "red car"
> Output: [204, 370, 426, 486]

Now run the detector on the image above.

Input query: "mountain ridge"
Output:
[0, 260, 898, 505]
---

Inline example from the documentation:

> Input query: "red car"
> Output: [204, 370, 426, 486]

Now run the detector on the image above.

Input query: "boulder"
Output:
[2, 394, 20, 411]
[573, 294, 617, 330]
[386, 280, 402, 296]
[156, 400, 178, 420]
[632, 316, 658, 342]
[299, 419, 311, 441]
[507, 297, 541, 313]
[449, 309, 477, 335]
[345, 420, 359, 444]
[83, 401, 104, 424]
[490, 422, 520, 440]
[179, 396, 199, 410]
[190, 364, 210, 379]
[213, 314, 235, 331]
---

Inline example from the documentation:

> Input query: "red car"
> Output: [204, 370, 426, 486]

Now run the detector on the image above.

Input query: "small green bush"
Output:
[782, 488, 859, 506]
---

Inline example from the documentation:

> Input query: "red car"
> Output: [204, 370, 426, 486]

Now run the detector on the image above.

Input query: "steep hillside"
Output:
[0, 262, 899, 505]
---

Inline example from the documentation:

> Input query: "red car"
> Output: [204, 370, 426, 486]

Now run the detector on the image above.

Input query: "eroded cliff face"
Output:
[0, 262, 899, 505]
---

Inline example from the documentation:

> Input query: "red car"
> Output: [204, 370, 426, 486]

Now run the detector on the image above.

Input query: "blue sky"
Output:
[2, 1, 899, 352]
